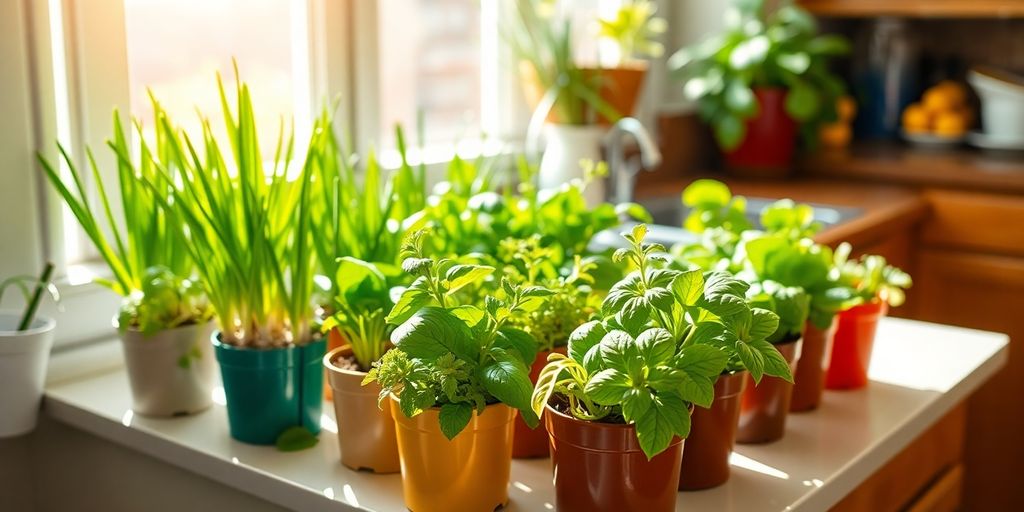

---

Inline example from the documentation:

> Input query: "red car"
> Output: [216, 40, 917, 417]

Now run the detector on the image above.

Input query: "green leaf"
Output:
[449, 305, 485, 327]
[445, 264, 494, 296]
[598, 330, 637, 372]
[785, 81, 821, 122]
[634, 393, 690, 459]
[635, 328, 676, 365]
[700, 271, 750, 317]
[675, 344, 729, 378]
[568, 320, 607, 372]
[620, 387, 654, 424]
[806, 35, 850, 56]
[682, 179, 731, 209]
[439, 402, 473, 440]
[750, 338, 794, 382]
[737, 341, 766, 384]
[275, 426, 319, 452]
[584, 369, 631, 405]
[671, 269, 704, 306]
[386, 276, 432, 325]
[749, 307, 781, 341]
[724, 80, 757, 116]
[479, 359, 534, 416]
[391, 307, 476, 361]
[713, 114, 746, 150]
[776, 52, 811, 75]
[493, 327, 539, 366]
[687, 321, 727, 347]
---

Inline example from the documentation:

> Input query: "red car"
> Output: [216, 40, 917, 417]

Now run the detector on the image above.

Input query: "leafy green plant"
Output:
[745, 280, 808, 343]
[365, 230, 554, 440]
[531, 224, 789, 458]
[322, 258, 398, 371]
[506, 0, 619, 124]
[831, 243, 912, 307]
[117, 266, 212, 336]
[0, 263, 57, 332]
[669, 0, 850, 149]
[39, 99, 209, 333]
[142, 72, 319, 347]
[597, 0, 666, 64]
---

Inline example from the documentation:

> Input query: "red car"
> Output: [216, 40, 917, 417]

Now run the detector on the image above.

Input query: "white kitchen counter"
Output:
[44, 318, 1008, 512]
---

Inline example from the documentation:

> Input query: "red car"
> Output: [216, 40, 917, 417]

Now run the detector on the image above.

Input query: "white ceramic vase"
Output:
[119, 321, 217, 417]
[539, 123, 606, 206]
[0, 311, 56, 437]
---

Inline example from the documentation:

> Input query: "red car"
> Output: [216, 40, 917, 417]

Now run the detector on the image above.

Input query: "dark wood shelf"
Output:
[799, 0, 1024, 18]
[799, 142, 1024, 194]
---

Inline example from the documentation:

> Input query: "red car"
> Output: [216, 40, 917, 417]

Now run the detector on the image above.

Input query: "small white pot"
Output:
[119, 321, 217, 417]
[539, 123, 607, 206]
[968, 69, 1024, 140]
[0, 311, 56, 437]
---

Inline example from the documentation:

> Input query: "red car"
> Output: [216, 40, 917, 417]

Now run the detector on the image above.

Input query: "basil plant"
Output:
[532, 225, 790, 459]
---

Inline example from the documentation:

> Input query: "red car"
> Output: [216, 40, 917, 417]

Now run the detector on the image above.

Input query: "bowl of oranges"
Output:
[901, 81, 974, 147]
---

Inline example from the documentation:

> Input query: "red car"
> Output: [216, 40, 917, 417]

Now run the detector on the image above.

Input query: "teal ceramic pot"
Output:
[213, 334, 327, 445]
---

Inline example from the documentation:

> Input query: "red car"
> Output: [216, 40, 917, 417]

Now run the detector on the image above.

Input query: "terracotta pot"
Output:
[678, 370, 747, 490]
[736, 336, 802, 444]
[826, 301, 889, 390]
[790, 318, 838, 412]
[512, 346, 567, 458]
[390, 398, 515, 512]
[119, 321, 217, 417]
[323, 328, 346, 401]
[723, 87, 797, 178]
[546, 403, 684, 512]
[519, 62, 647, 125]
[324, 345, 399, 473]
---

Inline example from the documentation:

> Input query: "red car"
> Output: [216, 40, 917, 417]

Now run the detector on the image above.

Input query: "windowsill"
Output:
[43, 318, 1007, 512]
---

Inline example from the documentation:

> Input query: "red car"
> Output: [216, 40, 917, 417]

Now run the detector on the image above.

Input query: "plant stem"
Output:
[19, 262, 54, 331]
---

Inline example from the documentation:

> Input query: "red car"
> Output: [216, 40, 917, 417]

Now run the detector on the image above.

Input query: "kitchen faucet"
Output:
[604, 117, 662, 204]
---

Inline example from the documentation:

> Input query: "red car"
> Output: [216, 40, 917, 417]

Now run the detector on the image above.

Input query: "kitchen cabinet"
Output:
[799, 0, 1024, 18]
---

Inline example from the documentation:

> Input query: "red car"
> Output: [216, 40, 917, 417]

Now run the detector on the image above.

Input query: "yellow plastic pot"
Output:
[390, 397, 516, 512]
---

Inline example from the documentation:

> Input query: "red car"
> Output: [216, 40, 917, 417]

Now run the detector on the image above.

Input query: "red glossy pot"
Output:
[512, 346, 567, 458]
[546, 403, 685, 512]
[678, 370, 747, 490]
[736, 337, 801, 444]
[826, 301, 888, 390]
[790, 318, 837, 412]
[723, 88, 797, 178]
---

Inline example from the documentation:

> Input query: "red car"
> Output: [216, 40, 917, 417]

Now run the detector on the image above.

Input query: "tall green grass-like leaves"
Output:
[145, 74, 318, 347]
[38, 100, 211, 332]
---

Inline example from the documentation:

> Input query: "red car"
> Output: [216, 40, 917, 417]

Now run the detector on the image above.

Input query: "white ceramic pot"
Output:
[968, 69, 1024, 140]
[539, 123, 606, 206]
[119, 321, 217, 417]
[0, 311, 56, 437]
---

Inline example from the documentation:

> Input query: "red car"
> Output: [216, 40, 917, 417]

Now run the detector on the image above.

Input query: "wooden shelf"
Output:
[799, 142, 1024, 194]
[799, 0, 1024, 18]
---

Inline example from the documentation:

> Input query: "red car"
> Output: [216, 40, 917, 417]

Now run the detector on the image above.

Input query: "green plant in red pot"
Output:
[532, 225, 786, 509]
[669, 0, 849, 177]
[365, 230, 550, 512]
[825, 244, 912, 390]
[143, 73, 326, 447]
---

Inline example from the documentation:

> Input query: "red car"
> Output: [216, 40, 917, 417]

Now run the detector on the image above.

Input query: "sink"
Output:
[591, 195, 864, 250]
[638, 194, 864, 230]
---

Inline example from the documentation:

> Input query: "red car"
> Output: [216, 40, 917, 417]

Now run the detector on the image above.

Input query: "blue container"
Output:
[213, 334, 327, 445]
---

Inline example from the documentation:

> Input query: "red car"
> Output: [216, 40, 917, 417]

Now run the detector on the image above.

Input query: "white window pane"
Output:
[377, 0, 483, 147]
[123, 0, 307, 159]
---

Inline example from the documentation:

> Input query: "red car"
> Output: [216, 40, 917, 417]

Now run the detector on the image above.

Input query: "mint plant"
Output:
[531, 225, 790, 459]
[365, 230, 553, 440]
[322, 257, 399, 371]
[831, 243, 912, 307]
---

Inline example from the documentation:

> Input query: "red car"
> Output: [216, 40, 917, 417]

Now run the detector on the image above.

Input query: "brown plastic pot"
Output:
[519, 62, 647, 125]
[324, 345, 399, 473]
[790, 319, 838, 412]
[512, 346, 567, 458]
[323, 328, 346, 401]
[119, 321, 217, 417]
[678, 370, 747, 490]
[546, 403, 685, 512]
[736, 336, 802, 444]
[391, 398, 515, 512]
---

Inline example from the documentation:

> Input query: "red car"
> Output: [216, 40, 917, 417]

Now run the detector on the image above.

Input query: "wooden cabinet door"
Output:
[914, 248, 1024, 511]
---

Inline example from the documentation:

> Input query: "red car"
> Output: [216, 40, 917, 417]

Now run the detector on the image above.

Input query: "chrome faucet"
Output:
[603, 117, 662, 204]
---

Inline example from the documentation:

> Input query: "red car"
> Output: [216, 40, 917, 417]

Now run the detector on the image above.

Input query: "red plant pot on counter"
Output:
[826, 301, 889, 390]
[790, 318, 837, 412]
[723, 88, 798, 178]
[736, 336, 802, 444]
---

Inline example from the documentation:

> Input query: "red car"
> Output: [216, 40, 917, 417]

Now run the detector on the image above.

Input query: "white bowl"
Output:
[968, 68, 1024, 140]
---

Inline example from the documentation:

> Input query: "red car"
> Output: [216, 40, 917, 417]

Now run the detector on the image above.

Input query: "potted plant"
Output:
[0, 264, 57, 437]
[500, 237, 602, 458]
[825, 244, 912, 390]
[145, 74, 325, 445]
[39, 106, 217, 418]
[366, 230, 549, 512]
[669, 0, 849, 176]
[507, 0, 662, 198]
[532, 225, 787, 509]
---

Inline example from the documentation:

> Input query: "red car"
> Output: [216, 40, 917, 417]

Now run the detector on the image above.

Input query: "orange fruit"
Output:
[902, 103, 931, 133]
[935, 81, 968, 106]
[836, 96, 857, 122]
[820, 123, 852, 148]
[934, 111, 969, 137]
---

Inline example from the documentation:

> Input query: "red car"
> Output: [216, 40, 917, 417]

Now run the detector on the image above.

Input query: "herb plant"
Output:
[366, 230, 553, 440]
[532, 224, 789, 458]
[322, 258, 398, 372]
[39, 101, 208, 333]
[831, 243, 912, 307]
[597, 0, 666, 64]
[1, 263, 57, 332]
[745, 280, 809, 343]
[669, 0, 850, 148]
